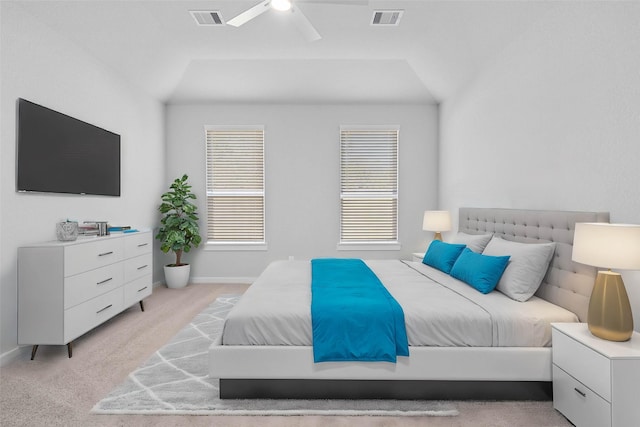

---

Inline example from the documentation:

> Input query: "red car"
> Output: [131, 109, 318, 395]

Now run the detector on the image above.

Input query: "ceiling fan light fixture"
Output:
[271, 0, 292, 12]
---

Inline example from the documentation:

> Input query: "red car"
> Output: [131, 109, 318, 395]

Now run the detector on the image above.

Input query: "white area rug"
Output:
[92, 294, 458, 416]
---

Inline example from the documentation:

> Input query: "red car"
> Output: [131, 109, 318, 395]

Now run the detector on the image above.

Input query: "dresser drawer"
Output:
[553, 365, 611, 427]
[64, 263, 124, 309]
[553, 328, 611, 401]
[64, 238, 124, 276]
[124, 232, 152, 258]
[124, 275, 152, 308]
[124, 253, 153, 282]
[64, 287, 124, 343]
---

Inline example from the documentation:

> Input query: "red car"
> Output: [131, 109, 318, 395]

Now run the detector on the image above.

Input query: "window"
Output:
[205, 126, 265, 247]
[339, 126, 399, 247]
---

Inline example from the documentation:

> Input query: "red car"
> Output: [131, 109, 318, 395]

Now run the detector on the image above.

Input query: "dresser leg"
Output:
[139, 300, 145, 312]
[67, 342, 72, 358]
[30, 345, 39, 360]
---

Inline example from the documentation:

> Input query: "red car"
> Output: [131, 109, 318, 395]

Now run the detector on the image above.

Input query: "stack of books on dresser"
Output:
[78, 223, 100, 236]
[77, 223, 135, 236]
[108, 226, 134, 233]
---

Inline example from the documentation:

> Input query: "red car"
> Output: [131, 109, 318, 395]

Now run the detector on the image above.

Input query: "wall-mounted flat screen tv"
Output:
[16, 98, 121, 196]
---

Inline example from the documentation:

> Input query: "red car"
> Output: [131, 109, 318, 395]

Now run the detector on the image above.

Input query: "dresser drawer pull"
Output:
[137, 264, 148, 270]
[138, 286, 148, 293]
[96, 304, 113, 314]
[574, 387, 586, 398]
[96, 277, 113, 285]
[98, 251, 114, 257]
[137, 243, 148, 247]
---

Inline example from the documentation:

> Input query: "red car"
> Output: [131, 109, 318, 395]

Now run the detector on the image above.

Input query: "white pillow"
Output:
[482, 237, 556, 302]
[453, 232, 493, 253]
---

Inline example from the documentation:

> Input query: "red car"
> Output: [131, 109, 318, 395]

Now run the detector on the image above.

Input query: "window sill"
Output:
[205, 242, 268, 251]
[337, 242, 402, 251]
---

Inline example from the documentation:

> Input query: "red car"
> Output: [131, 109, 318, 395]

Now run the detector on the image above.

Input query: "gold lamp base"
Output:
[433, 232, 443, 241]
[587, 270, 634, 342]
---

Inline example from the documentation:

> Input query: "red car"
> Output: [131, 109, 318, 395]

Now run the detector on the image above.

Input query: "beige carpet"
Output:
[0, 283, 572, 427]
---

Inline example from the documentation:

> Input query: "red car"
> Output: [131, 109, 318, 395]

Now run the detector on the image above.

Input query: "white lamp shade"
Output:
[423, 211, 451, 232]
[572, 222, 640, 270]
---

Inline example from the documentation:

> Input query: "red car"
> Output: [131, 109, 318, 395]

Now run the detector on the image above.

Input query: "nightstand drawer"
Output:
[553, 328, 611, 401]
[553, 365, 611, 427]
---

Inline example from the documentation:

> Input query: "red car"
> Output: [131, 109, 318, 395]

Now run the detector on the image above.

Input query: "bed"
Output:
[209, 207, 609, 399]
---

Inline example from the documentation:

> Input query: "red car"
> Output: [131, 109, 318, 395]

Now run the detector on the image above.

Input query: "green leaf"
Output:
[155, 174, 202, 265]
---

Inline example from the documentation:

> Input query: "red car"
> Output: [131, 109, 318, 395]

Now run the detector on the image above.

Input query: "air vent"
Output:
[190, 10, 225, 26]
[370, 10, 403, 26]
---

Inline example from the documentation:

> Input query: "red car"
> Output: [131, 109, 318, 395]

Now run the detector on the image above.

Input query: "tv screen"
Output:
[16, 98, 121, 196]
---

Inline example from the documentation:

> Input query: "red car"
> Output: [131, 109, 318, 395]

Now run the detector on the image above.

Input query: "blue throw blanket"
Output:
[310, 258, 409, 363]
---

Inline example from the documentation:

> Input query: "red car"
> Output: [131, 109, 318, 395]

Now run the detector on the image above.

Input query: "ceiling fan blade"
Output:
[227, 0, 271, 27]
[290, 5, 321, 42]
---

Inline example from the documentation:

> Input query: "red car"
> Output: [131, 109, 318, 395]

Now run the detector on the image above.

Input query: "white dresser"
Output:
[18, 230, 153, 359]
[552, 322, 640, 427]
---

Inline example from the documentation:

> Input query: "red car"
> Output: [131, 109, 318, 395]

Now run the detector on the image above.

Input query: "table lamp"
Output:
[423, 211, 451, 241]
[572, 222, 640, 341]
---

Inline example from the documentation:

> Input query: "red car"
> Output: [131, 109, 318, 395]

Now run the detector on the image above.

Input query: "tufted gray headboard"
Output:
[458, 207, 609, 322]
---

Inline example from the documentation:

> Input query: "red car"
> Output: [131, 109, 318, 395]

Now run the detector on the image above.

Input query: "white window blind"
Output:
[206, 126, 265, 244]
[340, 126, 399, 243]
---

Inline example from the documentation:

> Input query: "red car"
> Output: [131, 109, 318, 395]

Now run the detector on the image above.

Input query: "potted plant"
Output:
[156, 174, 202, 288]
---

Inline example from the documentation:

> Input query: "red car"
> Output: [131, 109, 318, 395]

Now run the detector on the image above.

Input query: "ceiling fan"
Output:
[227, 0, 368, 42]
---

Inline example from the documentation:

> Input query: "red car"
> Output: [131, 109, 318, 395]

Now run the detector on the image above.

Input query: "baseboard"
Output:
[190, 277, 256, 284]
[0, 345, 29, 367]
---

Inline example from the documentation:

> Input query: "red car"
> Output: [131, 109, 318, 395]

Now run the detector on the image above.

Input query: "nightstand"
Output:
[411, 252, 425, 262]
[551, 323, 640, 427]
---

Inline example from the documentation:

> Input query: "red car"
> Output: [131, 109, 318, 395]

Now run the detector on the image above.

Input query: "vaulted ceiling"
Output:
[12, 0, 559, 104]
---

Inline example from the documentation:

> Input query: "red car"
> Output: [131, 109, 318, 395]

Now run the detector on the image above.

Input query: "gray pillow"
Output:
[482, 237, 556, 302]
[453, 232, 493, 253]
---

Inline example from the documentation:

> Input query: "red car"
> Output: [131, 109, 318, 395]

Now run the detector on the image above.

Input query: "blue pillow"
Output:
[422, 240, 466, 274]
[450, 248, 510, 294]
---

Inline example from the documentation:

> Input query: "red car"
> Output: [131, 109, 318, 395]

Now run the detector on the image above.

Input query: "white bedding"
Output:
[222, 259, 579, 348]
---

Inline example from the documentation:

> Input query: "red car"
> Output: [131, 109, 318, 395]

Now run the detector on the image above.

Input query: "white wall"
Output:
[165, 103, 438, 279]
[439, 2, 640, 330]
[0, 3, 166, 359]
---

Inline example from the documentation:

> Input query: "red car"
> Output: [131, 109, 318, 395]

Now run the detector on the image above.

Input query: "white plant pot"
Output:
[164, 264, 191, 289]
